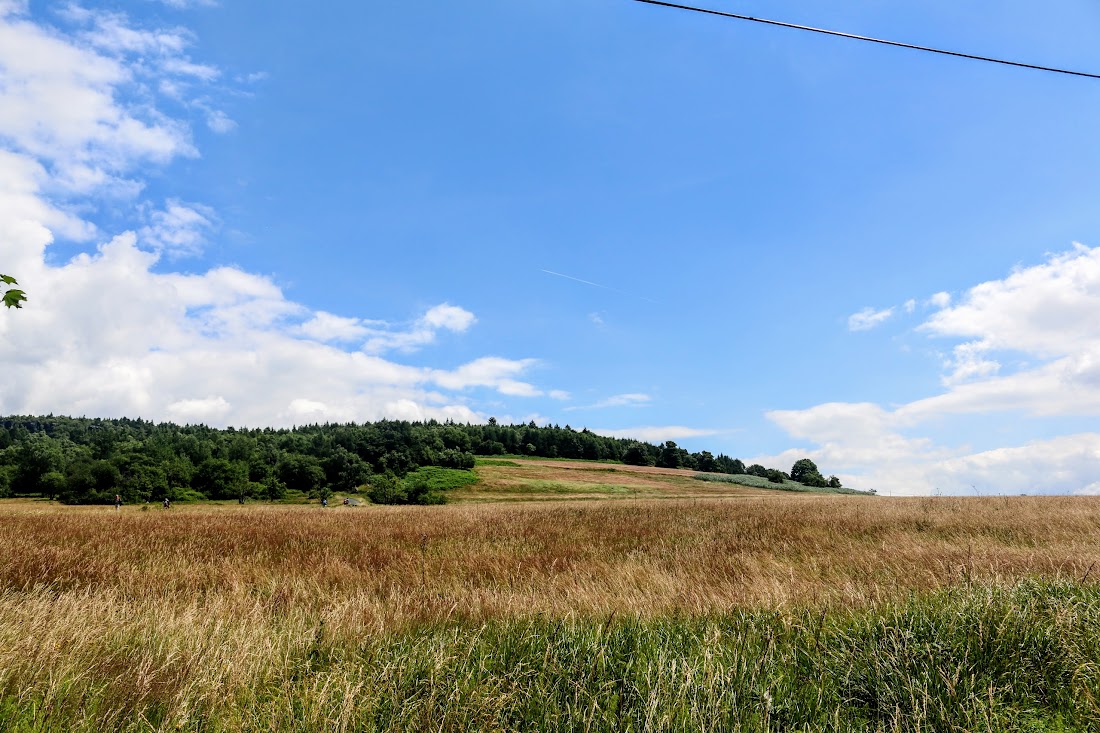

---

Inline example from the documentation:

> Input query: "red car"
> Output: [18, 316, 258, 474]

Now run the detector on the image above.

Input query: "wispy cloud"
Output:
[848, 306, 894, 331]
[138, 198, 216, 256]
[205, 109, 236, 133]
[591, 426, 719, 443]
[565, 393, 651, 411]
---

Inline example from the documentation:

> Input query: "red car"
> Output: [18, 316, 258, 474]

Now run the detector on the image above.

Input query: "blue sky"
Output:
[2, 0, 1100, 494]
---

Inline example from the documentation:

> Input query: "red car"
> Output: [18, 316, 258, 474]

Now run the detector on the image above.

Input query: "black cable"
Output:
[633, 0, 1100, 80]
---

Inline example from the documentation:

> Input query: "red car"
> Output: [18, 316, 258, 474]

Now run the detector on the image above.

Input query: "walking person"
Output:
[114, 494, 121, 512]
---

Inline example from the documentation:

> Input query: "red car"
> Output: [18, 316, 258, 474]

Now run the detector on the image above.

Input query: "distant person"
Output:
[321, 497, 328, 508]
[342, 497, 349, 506]
[114, 494, 121, 511]
[163, 497, 170, 509]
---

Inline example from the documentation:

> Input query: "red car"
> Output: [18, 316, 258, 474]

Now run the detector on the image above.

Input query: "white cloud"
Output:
[921, 244, 1100, 358]
[903, 298, 916, 314]
[138, 199, 216, 256]
[363, 303, 476, 354]
[167, 396, 230, 422]
[767, 244, 1100, 495]
[1077, 482, 1100, 496]
[421, 303, 476, 332]
[904, 243, 1100, 414]
[153, 0, 218, 9]
[588, 312, 604, 327]
[938, 341, 1001, 387]
[205, 109, 237, 133]
[161, 58, 219, 81]
[430, 357, 540, 395]
[565, 393, 651, 411]
[0, 1, 28, 17]
[592, 426, 718, 443]
[0, 9, 194, 192]
[927, 291, 951, 308]
[848, 306, 894, 331]
[297, 312, 373, 343]
[0, 7, 558, 429]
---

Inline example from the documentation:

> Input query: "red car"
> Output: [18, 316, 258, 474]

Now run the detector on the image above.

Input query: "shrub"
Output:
[366, 474, 406, 505]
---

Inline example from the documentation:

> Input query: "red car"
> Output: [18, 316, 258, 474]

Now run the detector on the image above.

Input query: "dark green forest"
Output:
[0, 415, 836, 504]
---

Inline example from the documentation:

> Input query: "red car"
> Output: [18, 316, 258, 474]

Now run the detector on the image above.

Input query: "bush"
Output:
[366, 474, 406, 505]
[168, 488, 208, 503]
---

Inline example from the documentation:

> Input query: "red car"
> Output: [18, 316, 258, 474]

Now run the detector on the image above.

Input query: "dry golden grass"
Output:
[2, 495, 1099, 624]
[2, 495, 1099, 730]
[457, 459, 770, 501]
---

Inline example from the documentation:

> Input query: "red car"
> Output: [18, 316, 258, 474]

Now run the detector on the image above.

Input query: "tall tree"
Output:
[791, 458, 828, 487]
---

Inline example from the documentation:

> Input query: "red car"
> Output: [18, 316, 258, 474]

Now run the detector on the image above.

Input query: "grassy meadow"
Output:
[2, 462, 1100, 731]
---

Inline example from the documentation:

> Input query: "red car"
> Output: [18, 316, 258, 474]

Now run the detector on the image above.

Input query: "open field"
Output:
[2, 494, 1100, 730]
[456, 458, 803, 501]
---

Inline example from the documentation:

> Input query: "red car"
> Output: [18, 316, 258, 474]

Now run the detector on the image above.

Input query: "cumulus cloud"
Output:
[768, 244, 1100, 495]
[430, 357, 542, 396]
[362, 303, 477, 354]
[0, 6, 557, 429]
[848, 306, 894, 331]
[922, 245, 1099, 358]
[0, 7, 194, 196]
[927, 291, 951, 308]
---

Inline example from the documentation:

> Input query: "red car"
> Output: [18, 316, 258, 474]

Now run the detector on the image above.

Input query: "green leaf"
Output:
[3, 289, 26, 309]
[0, 274, 17, 286]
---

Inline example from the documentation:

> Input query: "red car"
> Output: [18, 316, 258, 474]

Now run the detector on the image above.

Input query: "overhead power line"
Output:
[632, 0, 1100, 80]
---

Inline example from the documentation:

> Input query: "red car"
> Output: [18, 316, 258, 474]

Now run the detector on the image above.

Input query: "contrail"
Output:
[540, 269, 660, 304]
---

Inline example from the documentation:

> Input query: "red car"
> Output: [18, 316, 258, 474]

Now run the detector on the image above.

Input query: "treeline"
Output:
[0, 415, 815, 505]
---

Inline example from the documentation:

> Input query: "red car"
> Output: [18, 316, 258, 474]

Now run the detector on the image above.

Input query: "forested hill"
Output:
[0, 415, 805, 504]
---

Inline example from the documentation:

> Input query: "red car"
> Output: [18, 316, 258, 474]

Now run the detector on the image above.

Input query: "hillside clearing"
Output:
[460, 458, 790, 502]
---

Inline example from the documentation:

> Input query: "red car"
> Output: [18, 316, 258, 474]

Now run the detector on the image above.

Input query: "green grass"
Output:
[3, 580, 1097, 731]
[474, 458, 521, 467]
[694, 472, 874, 495]
[402, 466, 480, 492]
